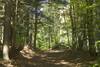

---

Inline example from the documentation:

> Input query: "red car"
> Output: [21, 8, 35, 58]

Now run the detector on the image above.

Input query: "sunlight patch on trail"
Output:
[54, 60, 76, 67]
[20, 45, 35, 59]
[47, 49, 65, 53]
[40, 54, 47, 58]
[54, 60, 70, 65]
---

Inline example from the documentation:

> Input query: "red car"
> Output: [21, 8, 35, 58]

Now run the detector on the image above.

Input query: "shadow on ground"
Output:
[0, 64, 5, 67]
[0, 49, 97, 67]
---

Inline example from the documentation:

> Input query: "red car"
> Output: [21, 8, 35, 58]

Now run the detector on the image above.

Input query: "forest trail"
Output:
[0, 48, 97, 67]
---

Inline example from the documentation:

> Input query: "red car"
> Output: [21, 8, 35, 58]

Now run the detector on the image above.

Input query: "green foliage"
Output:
[92, 64, 99, 67]
[95, 41, 100, 53]
[1, 0, 100, 52]
[90, 58, 100, 67]
[52, 42, 67, 50]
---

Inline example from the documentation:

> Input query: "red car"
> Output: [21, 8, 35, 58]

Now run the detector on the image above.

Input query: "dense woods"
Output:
[0, 0, 100, 67]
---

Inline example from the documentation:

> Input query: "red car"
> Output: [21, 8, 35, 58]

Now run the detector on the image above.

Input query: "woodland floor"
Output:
[0, 47, 98, 67]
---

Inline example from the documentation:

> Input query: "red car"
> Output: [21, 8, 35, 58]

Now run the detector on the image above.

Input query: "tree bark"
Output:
[86, 0, 96, 56]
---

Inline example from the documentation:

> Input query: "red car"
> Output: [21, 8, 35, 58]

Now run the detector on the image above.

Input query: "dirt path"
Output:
[0, 49, 97, 67]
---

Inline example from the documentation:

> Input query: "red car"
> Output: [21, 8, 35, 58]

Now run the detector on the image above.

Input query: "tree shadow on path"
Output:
[1, 49, 97, 67]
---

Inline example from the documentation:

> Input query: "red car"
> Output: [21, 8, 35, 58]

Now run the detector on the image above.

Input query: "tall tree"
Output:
[86, 0, 96, 56]
[3, 0, 12, 60]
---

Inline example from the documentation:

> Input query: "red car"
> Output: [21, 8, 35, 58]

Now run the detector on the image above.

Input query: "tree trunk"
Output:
[86, 0, 96, 56]
[3, 0, 16, 60]
[69, 3, 77, 49]
[3, 44, 9, 60]
[33, 7, 38, 49]
[3, 18, 11, 60]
